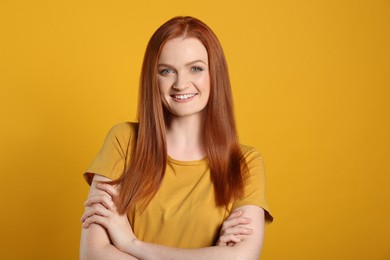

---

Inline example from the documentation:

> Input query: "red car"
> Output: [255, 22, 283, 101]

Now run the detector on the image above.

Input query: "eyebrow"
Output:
[157, 59, 208, 67]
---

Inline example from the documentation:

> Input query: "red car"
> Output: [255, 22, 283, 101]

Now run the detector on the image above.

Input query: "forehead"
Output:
[158, 37, 208, 64]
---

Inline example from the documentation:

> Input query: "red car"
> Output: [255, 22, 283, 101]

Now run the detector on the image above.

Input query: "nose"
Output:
[172, 73, 190, 91]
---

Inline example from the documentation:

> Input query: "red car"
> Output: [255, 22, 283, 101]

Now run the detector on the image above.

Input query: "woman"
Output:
[80, 16, 272, 259]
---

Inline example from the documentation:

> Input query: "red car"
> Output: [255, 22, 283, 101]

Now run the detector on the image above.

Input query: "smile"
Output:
[171, 93, 198, 100]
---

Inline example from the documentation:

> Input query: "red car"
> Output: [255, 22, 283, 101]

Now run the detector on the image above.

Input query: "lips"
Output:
[171, 93, 198, 100]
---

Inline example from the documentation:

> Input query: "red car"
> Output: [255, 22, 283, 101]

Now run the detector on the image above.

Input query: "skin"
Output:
[157, 37, 210, 161]
[80, 37, 265, 260]
[81, 176, 264, 260]
[157, 37, 210, 119]
[80, 175, 138, 260]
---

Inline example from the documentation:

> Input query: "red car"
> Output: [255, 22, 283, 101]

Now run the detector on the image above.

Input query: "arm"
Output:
[82, 182, 265, 260]
[80, 174, 138, 260]
[217, 210, 254, 247]
[128, 205, 265, 260]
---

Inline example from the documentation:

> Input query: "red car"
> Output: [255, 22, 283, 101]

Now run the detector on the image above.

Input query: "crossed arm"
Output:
[80, 174, 265, 260]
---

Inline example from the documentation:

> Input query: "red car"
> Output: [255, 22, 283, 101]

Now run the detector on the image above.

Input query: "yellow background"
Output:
[1, 0, 389, 259]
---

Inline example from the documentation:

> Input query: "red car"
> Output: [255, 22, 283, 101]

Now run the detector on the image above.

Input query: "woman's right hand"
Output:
[81, 182, 137, 253]
[216, 210, 253, 247]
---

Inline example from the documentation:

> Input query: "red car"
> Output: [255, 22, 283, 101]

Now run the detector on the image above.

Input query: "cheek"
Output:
[157, 77, 175, 93]
[157, 78, 168, 94]
[198, 74, 210, 93]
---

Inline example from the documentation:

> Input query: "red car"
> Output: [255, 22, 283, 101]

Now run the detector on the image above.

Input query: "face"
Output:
[157, 37, 210, 119]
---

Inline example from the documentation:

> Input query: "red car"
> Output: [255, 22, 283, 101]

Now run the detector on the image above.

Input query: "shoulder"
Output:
[83, 122, 138, 184]
[235, 145, 273, 222]
[108, 122, 138, 136]
[238, 144, 265, 176]
[106, 122, 138, 144]
[239, 144, 264, 164]
[239, 144, 265, 182]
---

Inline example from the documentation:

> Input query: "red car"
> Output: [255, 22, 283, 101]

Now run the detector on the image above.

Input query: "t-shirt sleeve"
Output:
[83, 122, 136, 185]
[232, 146, 273, 223]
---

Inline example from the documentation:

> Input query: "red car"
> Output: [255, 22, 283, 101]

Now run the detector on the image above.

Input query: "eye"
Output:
[159, 68, 174, 75]
[191, 66, 203, 72]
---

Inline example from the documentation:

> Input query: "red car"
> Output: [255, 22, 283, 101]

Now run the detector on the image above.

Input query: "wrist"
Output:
[122, 238, 143, 258]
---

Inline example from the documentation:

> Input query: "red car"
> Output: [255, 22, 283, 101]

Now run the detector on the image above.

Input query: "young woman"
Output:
[80, 16, 272, 260]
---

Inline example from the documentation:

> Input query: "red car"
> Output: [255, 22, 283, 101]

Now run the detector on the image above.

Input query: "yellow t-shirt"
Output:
[84, 122, 272, 248]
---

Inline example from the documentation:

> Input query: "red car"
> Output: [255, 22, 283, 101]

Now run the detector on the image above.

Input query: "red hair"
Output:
[113, 16, 248, 213]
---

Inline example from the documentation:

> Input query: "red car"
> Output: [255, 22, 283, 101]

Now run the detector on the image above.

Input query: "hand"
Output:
[216, 210, 253, 247]
[81, 183, 136, 252]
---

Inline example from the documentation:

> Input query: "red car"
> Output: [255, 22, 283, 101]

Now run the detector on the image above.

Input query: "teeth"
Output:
[173, 94, 197, 100]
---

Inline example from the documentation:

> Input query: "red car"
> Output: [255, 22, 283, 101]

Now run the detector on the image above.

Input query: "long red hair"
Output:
[113, 16, 248, 214]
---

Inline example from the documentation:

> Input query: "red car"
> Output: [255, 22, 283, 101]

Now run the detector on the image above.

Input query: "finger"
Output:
[221, 216, 251, 232]
[81, 207, 101, 223]
[82, 214, 108, 229]
[216, 237, 227, 246]
[216, 240, 227, 246]
[84, 194, 115, 210]
[96, 183, 119, 198]
[219, 234, 241, 244]
[221, 226, 253, 236]
[81, 203, 110, 222]
[225, 210, 242, 221]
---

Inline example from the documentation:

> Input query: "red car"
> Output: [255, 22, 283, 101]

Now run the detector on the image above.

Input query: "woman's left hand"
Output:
[216, 210, 252, 247]
[81, 183, 136, 252]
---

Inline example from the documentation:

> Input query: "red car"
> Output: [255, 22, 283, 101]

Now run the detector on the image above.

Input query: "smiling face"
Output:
[157, 37, 210, 119]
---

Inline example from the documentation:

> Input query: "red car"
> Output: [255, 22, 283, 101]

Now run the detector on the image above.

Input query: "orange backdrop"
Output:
[1, 0, 389, 259]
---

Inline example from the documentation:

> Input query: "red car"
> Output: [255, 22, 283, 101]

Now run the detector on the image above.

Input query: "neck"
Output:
[165, 114, 206, 161]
